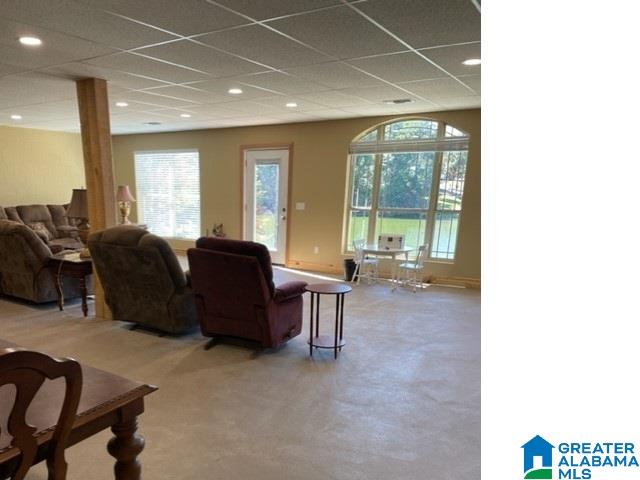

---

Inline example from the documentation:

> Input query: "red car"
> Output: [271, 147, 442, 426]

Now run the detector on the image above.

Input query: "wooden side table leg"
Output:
[80, 275, 88, 317]
[107, 417, 145, 480]
[334, 294, 339, 359]
[309, 292, 314, 357]
[56, 273, 64, 311]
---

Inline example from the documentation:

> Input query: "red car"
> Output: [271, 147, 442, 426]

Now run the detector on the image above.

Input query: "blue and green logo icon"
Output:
[522, 435, 555, 479]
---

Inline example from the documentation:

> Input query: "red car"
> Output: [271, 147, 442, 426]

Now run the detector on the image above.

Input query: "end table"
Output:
[305, 283, 352, 358]
[47, 252, 93, 317]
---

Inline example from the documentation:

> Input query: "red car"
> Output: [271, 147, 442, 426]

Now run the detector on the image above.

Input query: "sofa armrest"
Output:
[185, 270, 192, 287]
[274, 281, 307, 303]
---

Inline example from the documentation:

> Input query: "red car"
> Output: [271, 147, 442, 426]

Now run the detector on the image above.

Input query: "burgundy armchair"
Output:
[187, 237, 307, 348]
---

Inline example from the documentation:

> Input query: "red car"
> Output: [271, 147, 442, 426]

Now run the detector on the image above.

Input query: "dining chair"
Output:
[0, 348, 82, 480]
[397, 245, 428, 292]
[352, 239, 379, 284]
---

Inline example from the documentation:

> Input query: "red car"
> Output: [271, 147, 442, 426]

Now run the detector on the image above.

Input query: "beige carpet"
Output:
[0, 268, 480, 480]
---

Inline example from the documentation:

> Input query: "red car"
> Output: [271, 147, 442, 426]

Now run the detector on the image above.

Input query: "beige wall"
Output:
[112, 109, 480, 280]
[0, 126, 85, 206]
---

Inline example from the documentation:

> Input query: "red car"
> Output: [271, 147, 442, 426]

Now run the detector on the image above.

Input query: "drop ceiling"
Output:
[0, 0, 480, 135]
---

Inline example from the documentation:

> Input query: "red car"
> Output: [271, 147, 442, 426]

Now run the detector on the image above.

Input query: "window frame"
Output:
[343, 118, 468, 263]
[134, 148, 202, 240]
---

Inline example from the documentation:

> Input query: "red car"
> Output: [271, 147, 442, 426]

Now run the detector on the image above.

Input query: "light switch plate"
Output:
[295, 202, 305, 210]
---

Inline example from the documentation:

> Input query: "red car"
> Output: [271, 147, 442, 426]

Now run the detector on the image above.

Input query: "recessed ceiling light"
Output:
[115, 102, 128, 107]
[180, 113, 192, 118]
[10, 114, 22, 120]
[462, 58, 481, 66]
[383, 98, 414, 105]
[285, 102, 298, 108]
[228, 88, 243, 95]
[19, 36, 42, 46]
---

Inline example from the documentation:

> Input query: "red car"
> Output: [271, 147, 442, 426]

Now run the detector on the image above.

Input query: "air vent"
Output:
[384, 99, 414, 105]
[143, 122, 162, 125]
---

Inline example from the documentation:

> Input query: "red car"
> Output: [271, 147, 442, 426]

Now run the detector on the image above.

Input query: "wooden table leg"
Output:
[107, 417, 145, 480]
[309, 292, 314, 357]
[55, 273, 64, 311]
[80, 275, 88, 317]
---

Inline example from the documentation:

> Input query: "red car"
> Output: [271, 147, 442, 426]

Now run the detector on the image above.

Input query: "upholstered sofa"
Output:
[0, 204, 83, 251]
[0, 220, 86, 303]
[88, 226, 199, 334]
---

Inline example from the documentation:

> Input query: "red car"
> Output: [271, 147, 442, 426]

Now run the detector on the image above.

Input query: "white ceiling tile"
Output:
[0, 73, 76, 107]
[85, 52, 211, 83]
[115, 90, 197, 108]
[135, 41, 267, 77]
[196, 25, 332, 69]
[295, 109, 354, 119]
[185, 79, 280, 101]
[0, 0, 177, 49]
[0, 62, 27, 76]
[355, 0, 480, 49]
[137, 85, 222, 103]
[457, 75, 480, 95]
[0, 19, 117, 70]
[176, 103, 246, 118]
[237, 72, 330, 95]
[42, 63, 172, 90]
[348, 52, 447, 83]
[74, 0, 248, 36]
[399, 78, 475, 99]
[254, 96, 325, 112]
[267, 7, 406, 59]
[432, 96, 481, 109]
[338, 85, 422, 103]
[283, 62, 385, 89]
[213, 0, 344, 21]
[341, 100, 439, 116]
[210, 101, 284, 115]
[420, 43, 481, 76]
[296, 90, 373, 108]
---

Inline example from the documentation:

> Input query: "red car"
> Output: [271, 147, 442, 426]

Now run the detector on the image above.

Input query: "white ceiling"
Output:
[0, 0, 480, 135]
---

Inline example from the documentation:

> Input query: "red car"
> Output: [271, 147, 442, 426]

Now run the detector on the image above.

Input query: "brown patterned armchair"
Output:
[88, 226, 198, 334]
[187, 237, 307, 349]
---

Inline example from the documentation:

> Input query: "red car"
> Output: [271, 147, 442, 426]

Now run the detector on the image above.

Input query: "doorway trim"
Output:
[240, 143, 293, 266]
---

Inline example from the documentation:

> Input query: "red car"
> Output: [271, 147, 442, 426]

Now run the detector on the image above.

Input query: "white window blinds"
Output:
[134, 150, 200, 239]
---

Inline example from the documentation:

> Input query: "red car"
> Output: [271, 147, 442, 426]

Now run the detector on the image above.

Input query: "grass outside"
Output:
[256, 213, 460, 259]
[349, 214, 459, 257]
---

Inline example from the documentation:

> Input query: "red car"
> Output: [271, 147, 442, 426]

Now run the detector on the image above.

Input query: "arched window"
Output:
[345, 118, 469, 261]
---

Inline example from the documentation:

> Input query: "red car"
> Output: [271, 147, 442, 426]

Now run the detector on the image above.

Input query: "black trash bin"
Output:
[344, 258, 357, 281]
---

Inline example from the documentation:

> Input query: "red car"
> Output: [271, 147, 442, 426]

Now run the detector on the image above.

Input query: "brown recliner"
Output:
[88, 226, 198, 334]
[187, 237, 307, 348]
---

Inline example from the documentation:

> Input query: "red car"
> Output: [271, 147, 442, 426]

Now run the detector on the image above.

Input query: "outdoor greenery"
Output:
[254, 163, 279, 249]
[348, 119, 468, 259]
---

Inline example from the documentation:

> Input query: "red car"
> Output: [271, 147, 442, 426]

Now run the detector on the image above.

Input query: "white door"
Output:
[244, 149, 289, 264]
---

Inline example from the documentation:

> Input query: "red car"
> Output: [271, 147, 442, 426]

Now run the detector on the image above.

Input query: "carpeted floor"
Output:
[0, 268, 480, 480]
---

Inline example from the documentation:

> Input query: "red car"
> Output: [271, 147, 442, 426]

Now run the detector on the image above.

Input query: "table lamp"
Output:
[116, 185, 136, 225]
[67, 188, 89, 244]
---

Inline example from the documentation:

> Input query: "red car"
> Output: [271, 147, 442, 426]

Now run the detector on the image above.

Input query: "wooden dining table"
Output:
[0, 339, 157, 480]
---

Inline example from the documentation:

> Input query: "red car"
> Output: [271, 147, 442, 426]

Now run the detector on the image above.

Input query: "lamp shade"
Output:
[66, 188, 88, 218]
[116, 185, 136, 202]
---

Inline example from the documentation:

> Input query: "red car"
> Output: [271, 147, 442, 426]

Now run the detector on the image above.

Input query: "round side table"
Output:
[305, 283, 352, 358]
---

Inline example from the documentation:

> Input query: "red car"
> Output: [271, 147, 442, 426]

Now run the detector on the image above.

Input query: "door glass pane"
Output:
[347, 210, 369, 249]
[350, 154, 375, 208]
[432, 212, 460, 260]
[438, 151, 467, 211]
[375, 210, 427, 252]
[254, 163, 279, 250]
[379, 152, 434, 209]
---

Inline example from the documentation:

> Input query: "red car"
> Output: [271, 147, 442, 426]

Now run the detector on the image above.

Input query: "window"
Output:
[345, 118, 469, 261]
[134, 150, 201, 239]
